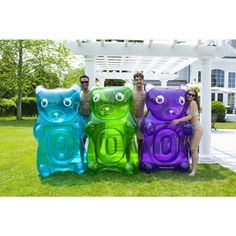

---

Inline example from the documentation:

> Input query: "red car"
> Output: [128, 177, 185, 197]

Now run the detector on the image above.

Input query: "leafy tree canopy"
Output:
[0, 39, 84, 119]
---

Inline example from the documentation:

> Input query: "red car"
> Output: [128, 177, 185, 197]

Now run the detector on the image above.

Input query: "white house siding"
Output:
[177, 66, 190, 81]
[188, 58, 236, 113]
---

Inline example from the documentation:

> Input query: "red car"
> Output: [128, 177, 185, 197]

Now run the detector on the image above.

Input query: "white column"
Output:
[161, 79, 168, 88]
[223, 70, 228, 105]
[225, 70, 229, 88]
[234, 92, 236, 114]
[199, 57, 215, 163]
[84, 55, 96, 87]
[99, 78, 105, 87]
[223, 93, 228, 105]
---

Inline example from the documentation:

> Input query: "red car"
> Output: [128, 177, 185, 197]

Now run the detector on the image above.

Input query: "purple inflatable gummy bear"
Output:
[140, 85, 191, 173]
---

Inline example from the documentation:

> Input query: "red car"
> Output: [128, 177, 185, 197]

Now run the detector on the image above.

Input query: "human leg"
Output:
[189, 127, 203, 176]
[137, 138, 143, 158]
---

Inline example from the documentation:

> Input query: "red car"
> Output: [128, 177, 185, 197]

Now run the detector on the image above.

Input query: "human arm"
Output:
[142, 122, 155, 136]
[84, 121, 95, 135]
[171, 101, 197, 125]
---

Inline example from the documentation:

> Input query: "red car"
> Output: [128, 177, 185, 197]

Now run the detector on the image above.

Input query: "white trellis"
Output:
[64, 39, 236, 164]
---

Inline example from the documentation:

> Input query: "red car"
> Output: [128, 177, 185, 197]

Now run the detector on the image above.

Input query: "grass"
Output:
[0, 116, 236, 196]
[215, 121, 236, 129]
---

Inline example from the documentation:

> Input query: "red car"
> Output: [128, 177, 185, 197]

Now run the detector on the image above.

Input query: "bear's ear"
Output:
[71, 84, 81, 93]
[144, 83, 155, 93]
[179, 84, 187, 91]
[91, 84, 100, 91]
[35, 85, 45, 95]
[125, 83, 134, 91]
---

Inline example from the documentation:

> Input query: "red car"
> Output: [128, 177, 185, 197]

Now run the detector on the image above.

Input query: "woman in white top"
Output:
[171, 88, 203, 176]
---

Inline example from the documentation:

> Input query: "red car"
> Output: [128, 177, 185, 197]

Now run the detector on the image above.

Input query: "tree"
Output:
[62, 68, 85, 88]
[0, 40, 76, 120]
[0, 51, 17, 98]
[25, 68, 61, 97]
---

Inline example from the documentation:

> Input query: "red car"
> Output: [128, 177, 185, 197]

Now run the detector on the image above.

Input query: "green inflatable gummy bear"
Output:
[84, 85, 138, 175]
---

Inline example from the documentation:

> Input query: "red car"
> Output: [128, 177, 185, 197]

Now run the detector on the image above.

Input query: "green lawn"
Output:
[215, 121, 236, 129]
[0, 116, 236, 196]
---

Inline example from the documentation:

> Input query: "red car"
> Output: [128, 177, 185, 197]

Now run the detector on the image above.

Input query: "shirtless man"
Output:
[78, 75, 91, 144]
[132, 72, 146, 156]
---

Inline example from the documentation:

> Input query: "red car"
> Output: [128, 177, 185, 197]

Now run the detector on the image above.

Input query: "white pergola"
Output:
[64, 39, 236, 163]
[211, 87, 236, 94]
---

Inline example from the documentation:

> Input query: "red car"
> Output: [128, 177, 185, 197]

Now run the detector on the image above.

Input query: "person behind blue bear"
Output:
[78, 75, 91, 145]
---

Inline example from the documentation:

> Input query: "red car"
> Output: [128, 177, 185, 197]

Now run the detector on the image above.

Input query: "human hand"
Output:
[171, 119, 180, 125]
[124, 122, 135, 138]
[143, 122, 154, 136]
[84, 122, 95, 135]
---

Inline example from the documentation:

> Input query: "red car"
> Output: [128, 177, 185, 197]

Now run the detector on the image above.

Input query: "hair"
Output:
[187, 87, 201, 112]
[80, 75, 89, 82]
[133, 72, 144, 80]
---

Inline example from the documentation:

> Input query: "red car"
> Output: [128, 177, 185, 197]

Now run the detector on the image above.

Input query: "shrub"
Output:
[12, 97, 38, 117]
[22, 97, 38, 117]
[105, 79, 126, 86]
[211, 101, 226, 122]
[0, 98, 17, 116]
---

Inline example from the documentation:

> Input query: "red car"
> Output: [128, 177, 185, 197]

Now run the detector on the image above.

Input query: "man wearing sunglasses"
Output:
[79, 75, 91, 144]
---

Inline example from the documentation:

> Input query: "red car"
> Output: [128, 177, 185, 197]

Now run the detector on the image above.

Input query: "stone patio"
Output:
[210, 129, 236, 172]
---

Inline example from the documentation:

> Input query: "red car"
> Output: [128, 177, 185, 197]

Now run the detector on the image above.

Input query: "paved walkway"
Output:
[210, 129, 236, 172]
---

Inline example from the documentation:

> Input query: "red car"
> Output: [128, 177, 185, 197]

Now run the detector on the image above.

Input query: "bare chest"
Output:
[133, 91, 145, 104]
[80, 92, 90, 104]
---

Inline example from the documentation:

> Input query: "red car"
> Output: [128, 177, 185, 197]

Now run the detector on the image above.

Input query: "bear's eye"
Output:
[41, 98, 48, 108]
[156, 95, 164, 104]
[115, 92, 124, 101]
[93, 93, 100, 103]
[179, 96, 185, 105]
[63, 98, 72, 107]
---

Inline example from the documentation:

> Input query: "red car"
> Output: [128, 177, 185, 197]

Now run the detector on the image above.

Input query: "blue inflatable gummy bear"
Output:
[33, 85, 87, 176]
[84, 85, 138, 175]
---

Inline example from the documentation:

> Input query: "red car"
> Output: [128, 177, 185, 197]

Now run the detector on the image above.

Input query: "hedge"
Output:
[105, 79, 126, 86]
[0, 97, 37, 117]
[0, 97, 228, 121]
[21, 97, 38, 117]
[211, 101, 226, 122]
[0, 98, 17, 116]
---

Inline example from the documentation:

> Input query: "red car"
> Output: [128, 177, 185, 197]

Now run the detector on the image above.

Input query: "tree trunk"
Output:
[16, 40, 23, 121]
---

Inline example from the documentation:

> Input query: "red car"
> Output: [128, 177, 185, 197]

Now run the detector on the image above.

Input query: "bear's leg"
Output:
[142, 162, 154, 174]
[38, 164, 51, 177]
[123, 163, 134, 176]
[179, 162, 190, 173]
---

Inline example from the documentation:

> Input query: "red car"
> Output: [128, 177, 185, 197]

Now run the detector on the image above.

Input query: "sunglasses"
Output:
[81, 81, 89, 84]
[187, 93, 195, 97]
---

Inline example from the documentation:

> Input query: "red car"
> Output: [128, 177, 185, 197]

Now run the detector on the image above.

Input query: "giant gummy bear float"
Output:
[33, 85, 87, 176]
[140, 85, 191, 173]
[84, 85, 138, 175]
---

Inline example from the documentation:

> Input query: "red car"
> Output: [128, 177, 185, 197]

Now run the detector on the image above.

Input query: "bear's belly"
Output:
[152, 128, 179, 162]
[96, 128, 125, 164]
[47, 127, 76, 165]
